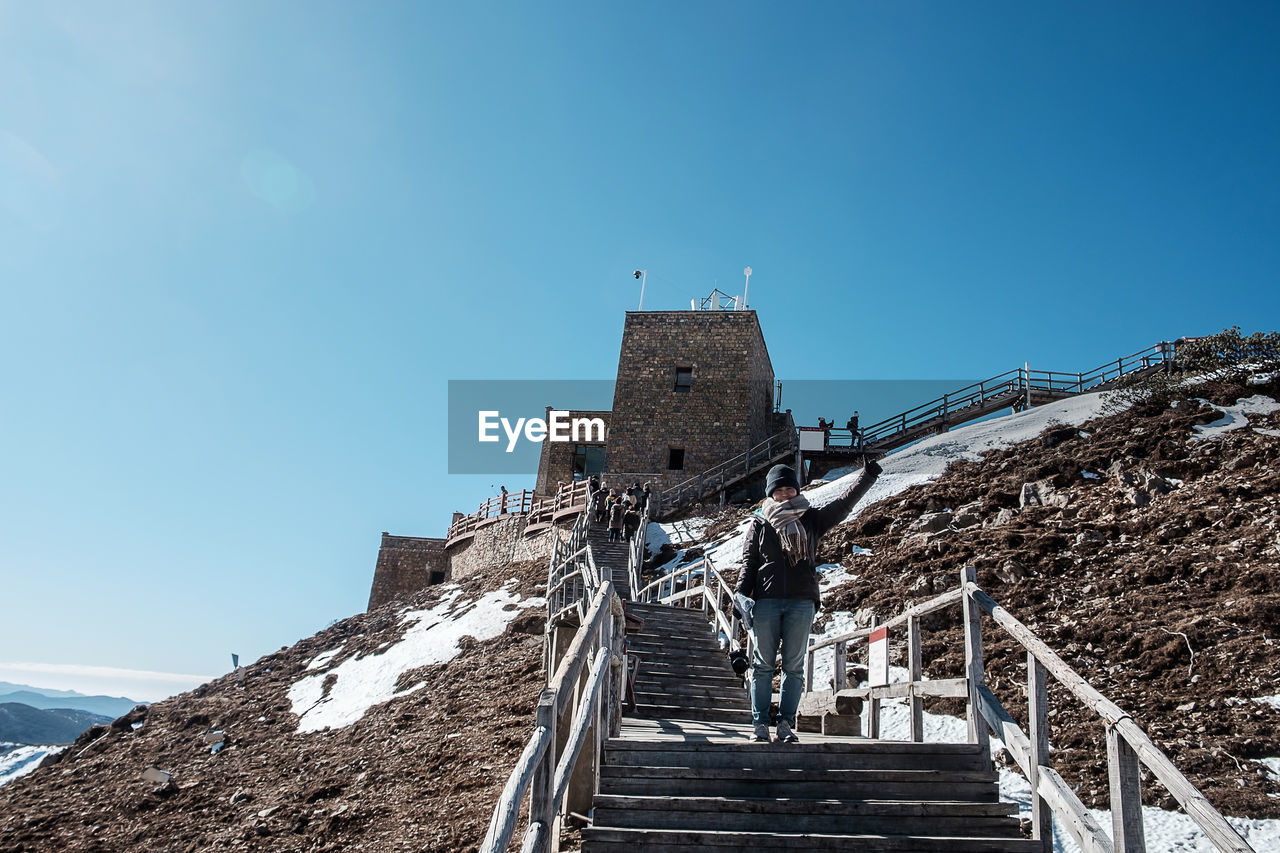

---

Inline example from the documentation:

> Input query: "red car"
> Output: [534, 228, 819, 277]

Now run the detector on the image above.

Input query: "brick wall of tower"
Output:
[605, 311, 776, 491]
[368, 534, 449, 611]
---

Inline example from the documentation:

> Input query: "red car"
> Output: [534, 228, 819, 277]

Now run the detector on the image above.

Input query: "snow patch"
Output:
[1191, 395, 1280, 441]
[0, 744, 63, 787]
[305, 645, 345, 671]
[802, 390, 1122, 529]
[816, 563, 856, 593]
[288, 583, 544, 733]
[1253, 694, 1280, 710]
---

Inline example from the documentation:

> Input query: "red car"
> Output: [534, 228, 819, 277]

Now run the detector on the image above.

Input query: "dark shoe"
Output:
[774, 721, 799, 743]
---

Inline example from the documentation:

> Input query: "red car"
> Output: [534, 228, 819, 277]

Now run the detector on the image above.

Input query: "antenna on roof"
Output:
[742, 266, 752, 309]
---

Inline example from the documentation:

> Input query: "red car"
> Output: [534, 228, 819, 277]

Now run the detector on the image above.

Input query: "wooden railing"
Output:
[449, 477, 659, 542]
[625, 499, 650, 602]
[634, 550, 755, 664]
[545, 495, 597, 625]
[856, 343, 1174, 452]
[483, 484, 652, 853]
[804, 566, 1254, 853]
[448, 481, 593, 542]
[480, 584, 623, 853]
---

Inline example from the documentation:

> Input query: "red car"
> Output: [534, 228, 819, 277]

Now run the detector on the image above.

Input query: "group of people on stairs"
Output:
[588, 476, 650, 541]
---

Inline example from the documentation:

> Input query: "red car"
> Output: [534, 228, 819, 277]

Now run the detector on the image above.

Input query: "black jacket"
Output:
[736, 461, 881, 607]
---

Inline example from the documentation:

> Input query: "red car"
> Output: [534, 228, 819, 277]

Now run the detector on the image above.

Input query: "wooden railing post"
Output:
[804, 638, 815, 692]
[833, 640, 846, 694]
[961, 566, 990, 752]
[908, 613, 923, 743]
[1028, 653, 1052, 851]
[1108, 725, 1147, 853]
[528, 688, 557, 853]
[868, 614, 881, 740]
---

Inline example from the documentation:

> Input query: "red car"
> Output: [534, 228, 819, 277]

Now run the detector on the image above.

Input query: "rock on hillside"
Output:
[0, 560, 548, 853]
[812, 377, 1280, 818]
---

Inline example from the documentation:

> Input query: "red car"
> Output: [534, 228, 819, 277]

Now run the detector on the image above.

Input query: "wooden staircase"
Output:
[584, 599, 1037, 852]
[586, 520, 634, 601]
[623, 601, 748, 725]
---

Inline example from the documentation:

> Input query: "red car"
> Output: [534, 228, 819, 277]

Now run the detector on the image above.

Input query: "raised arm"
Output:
[808, 459, 883, 539]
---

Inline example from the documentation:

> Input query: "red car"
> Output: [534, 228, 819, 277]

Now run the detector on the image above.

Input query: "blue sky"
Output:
[1, 2, 1277, 699]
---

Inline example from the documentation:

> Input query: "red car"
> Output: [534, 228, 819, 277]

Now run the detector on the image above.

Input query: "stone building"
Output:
[602, 309, 782, 492]
[367, 533, 448, 610]
[374, 302, 784, 611]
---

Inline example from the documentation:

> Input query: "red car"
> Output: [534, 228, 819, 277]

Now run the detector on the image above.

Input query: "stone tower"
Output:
[604, 310, 779, 490]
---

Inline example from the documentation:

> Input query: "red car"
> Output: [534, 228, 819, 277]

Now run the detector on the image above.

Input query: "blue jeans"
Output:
[749, 598, 816, 728]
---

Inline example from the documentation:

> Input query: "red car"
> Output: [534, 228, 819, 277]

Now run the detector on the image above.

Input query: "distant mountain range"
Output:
[0, 682, 142, 719]
[0, 704, 111, 745]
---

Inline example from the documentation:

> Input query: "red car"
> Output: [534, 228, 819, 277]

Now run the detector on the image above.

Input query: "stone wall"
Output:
[605, 310, 776, 490]
[367, 534, 448, 611]
[534, 407, 611, 496]
[446, 514, 568, 582]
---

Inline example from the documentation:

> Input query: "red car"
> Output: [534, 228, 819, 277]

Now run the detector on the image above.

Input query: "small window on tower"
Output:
[668, 447, 685, 470]
[674, 367, 693, 392]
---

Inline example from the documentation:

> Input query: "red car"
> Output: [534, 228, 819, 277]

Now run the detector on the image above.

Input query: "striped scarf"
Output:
[760, 494, 811, 565]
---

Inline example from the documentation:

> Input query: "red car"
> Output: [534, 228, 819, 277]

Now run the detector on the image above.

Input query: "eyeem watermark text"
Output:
[478, 410, 607, 453]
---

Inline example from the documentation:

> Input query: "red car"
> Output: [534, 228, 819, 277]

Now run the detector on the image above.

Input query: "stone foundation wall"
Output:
[368, 534, 449, 611]
[446, 515, 570, 581]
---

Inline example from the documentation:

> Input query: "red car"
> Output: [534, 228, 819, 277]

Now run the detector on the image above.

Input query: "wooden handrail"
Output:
[856, 342, 1174, 451]
[808, 588, 962, 651]
[964, 580, 1253, 853]
[659, 427, 798, 513]
[801, 566, 1252, 853]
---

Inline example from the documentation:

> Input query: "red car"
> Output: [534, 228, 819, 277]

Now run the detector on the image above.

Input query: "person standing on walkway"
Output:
[608, 494, 626, 541]
[736, 459, 882, 743]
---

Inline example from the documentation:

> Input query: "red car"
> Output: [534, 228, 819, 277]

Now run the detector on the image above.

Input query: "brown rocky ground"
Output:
[0, 560, 548, 853]
[814, 377, 1280, 818]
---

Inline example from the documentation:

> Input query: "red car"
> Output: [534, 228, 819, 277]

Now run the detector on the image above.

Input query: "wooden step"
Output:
[581, 827, 1044, 852]
[598, 766, 997, 801]
[629, 705, 749, 725]
[590, 795, 1021, 837]
[632, 658, 738, 672]
[626, 642, 724, 658]
[603, 742, 989, 773]
[632, 683, 748, 701]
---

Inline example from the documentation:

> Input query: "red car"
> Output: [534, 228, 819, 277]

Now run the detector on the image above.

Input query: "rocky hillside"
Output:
[810, 376, 1280, 819]
[0, 560, 548, 853]
[2, 375, 1276, 851]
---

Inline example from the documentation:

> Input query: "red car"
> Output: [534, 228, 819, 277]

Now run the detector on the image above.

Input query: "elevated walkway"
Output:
[654, 342, 1176, 514]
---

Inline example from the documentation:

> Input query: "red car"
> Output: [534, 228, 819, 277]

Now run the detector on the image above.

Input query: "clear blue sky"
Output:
[2, 2, 1277, 698]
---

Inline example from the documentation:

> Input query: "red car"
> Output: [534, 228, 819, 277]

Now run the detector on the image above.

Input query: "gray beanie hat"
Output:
[764, 464, 801, 498]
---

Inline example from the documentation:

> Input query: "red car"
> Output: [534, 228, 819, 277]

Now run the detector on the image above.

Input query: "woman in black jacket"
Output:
[737, 459, 881, 742]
